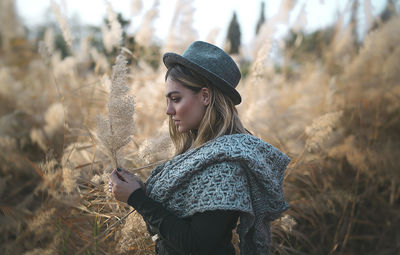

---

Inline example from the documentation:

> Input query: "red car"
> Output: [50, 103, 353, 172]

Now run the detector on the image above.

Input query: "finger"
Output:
[116, 168, 131, 180]
[110, 170, 122, 184]
[115, 171, 127, 182]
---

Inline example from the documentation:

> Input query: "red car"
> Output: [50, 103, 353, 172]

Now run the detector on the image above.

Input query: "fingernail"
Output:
[117, 168, 121, 172]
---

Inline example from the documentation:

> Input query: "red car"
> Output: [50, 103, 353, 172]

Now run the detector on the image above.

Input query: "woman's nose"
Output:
[166, 101, 175, 115]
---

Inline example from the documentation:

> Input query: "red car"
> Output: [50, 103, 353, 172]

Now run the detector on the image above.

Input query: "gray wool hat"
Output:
[163, 41, 242, 105]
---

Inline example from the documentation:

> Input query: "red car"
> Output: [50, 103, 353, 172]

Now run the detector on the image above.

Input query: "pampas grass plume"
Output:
[163, 0, 197, 52]
[28, 208, 55, 233]
[62, 167, 78, 194]
[97, 53, 135, 168]
[44, 102, 64, 136]
[131, 0, 143, 16]
[102, 1, 123, 53]
[305, 111, 343, 152]
[135, 0, 159, 46]
[50, 0, 73, 47]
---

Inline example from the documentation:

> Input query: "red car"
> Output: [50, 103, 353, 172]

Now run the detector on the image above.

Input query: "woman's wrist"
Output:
[127, 188, 146, 208]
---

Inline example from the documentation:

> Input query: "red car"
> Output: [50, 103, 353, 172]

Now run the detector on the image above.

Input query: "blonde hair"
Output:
[166, 65, 249, 155]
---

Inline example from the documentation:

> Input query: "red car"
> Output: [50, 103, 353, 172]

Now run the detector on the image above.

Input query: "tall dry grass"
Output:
[0, 1, 399, 254]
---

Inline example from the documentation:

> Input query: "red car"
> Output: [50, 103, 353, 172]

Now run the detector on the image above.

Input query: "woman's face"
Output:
[165, 76, 209, 133]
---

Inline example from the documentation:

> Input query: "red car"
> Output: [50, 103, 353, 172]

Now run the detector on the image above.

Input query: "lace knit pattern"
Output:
[145, 134, 290, 255]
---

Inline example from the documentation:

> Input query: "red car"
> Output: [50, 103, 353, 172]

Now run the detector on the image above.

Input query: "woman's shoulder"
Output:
[205, 133, 290, 168]
[215, 133, 259, 143]
[207, 133, 271, 151]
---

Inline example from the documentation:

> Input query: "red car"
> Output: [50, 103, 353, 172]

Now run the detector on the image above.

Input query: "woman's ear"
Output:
[200, 87, 210, 106]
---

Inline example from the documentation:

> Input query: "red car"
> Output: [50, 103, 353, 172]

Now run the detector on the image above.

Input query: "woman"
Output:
[109, 41, 290, 255]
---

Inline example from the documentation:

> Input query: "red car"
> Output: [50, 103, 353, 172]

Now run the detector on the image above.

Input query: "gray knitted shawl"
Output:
[145, 134, 290, 254]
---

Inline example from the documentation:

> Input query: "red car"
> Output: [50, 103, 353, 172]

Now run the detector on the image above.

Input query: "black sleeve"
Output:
[127, 188, 239, 254]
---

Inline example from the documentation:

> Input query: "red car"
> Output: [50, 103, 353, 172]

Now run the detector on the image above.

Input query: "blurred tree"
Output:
[226, 12, 241, 54]
[256, 1, 266, 35]
[54, 33, 70, 59]
[371, 0, 399, 30]
[282, 26, 335, 79]
[284, 27, 335, 62]
[349, 0, 360, 46]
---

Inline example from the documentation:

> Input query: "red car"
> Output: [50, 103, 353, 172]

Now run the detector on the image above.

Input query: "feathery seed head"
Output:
[96, 52, 135, 168]
[44, 103, 65, 137]
[102, 1, 123, 52]
[131, 0, 143, 16]
[305, 111, 343, 152]
[51, 0, 73, 47]
[62, 167, 78, 194]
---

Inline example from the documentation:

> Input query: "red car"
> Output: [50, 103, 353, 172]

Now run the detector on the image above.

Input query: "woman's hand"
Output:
[109, 168, 145, 203]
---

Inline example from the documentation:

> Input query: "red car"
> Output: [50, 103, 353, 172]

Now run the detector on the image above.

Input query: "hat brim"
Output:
[163, 53, 242, 105]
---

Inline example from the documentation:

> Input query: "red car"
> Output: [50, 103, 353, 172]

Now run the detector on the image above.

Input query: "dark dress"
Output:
[128, 189, 239, 255]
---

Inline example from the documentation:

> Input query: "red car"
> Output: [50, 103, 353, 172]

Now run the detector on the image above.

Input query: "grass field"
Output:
[0, 1, 399, 254]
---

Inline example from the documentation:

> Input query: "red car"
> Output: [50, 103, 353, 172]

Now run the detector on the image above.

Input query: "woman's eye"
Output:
[171, 97, 180, 102]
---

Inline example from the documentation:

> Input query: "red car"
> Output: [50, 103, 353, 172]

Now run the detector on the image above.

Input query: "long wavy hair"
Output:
[165, 64, 249, 155]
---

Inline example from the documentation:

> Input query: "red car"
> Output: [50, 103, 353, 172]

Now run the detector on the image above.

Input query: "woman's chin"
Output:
[177, 126, 188, 133]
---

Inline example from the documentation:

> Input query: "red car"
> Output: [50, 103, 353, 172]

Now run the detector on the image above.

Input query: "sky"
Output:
[16, 0, 386, 48]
